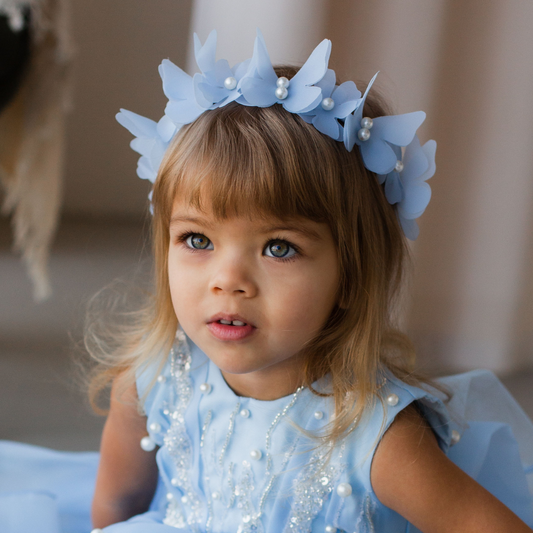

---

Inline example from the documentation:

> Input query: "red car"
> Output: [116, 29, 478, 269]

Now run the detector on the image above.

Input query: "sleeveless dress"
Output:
[1, 330, 532, 533]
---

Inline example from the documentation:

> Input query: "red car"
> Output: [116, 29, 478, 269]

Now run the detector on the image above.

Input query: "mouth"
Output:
[206, 314, 256, 341]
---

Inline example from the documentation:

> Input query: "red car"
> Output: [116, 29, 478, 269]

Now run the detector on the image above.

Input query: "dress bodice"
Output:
[0, 331, 532, 532]
[133, 331, 533, 533]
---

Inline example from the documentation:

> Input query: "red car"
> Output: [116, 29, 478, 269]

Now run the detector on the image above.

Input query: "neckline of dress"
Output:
[206, 358, 309, 411]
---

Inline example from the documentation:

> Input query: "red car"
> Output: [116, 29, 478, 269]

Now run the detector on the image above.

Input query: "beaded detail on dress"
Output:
[283, 449, 342, 533]
[157, 331, 353, 533]
[163, 329, 204, 530]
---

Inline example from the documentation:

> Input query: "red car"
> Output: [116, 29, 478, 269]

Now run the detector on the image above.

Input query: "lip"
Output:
[206, 313, 256, 341]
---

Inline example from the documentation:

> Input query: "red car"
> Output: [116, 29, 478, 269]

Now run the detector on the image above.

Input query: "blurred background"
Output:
[1, 0, 532, 451]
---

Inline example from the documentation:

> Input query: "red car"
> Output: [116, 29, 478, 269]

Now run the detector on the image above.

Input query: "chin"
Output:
[212, 358, 262, 376]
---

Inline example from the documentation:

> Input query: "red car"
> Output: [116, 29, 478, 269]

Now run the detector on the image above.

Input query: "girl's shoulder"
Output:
[334, 369, 533, 531]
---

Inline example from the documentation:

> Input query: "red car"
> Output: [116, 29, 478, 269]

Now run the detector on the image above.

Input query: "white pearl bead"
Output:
[276, 76, 290, 88]
[163, 408, 170, 416]
[181, 495, 188, 503]
[212, 491, 221, 500]
[321, 97, 335, 111]
[336, 482, 352, 498]
[157, 375, 166, 384]
[451, 429, 461, 445]
[275, 86, 288, 100]
[360, 116, 373, 129]
[394, 160, 404, 173]
[325, 526, 337, 533]
[250, 449, 263, 461]
[149, 422, 161, 433]
[357, 128, 371, 142]
[240, 408, 250, 418]
[224, 76, 237, 90]
[166, 492, 174, 501]
[140, 436, 156, 451]
[199, 383, 212, 394]
[314, 411, 324, 420]
[171, 477, 179, 486]
[386, 393, 399, 406]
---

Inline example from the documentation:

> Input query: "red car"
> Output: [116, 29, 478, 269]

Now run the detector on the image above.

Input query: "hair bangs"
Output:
[155, 103, 346, 225]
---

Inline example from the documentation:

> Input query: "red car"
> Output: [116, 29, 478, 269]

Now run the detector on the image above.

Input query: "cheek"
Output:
[167, 254, 199, 317]
[267, 263, 338, 329]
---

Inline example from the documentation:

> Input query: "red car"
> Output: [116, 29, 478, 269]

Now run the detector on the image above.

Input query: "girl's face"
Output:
[168, 197, 339, 400]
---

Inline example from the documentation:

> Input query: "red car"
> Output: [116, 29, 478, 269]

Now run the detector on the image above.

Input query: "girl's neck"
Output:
[220, 357, 305, 401]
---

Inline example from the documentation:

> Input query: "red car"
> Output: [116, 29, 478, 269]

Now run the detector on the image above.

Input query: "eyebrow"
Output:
[169, 215, 323, 241]
[259, 224, 322, 241]
[169, 215, 215, 229]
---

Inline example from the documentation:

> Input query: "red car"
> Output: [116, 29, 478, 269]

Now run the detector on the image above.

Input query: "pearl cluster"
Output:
[275, 76, 290, 100]
[357, 116, 373, 142]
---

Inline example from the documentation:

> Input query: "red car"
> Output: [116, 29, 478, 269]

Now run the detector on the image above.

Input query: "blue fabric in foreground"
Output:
[0, 349, 531, 532]
[0, 441, 98, 532]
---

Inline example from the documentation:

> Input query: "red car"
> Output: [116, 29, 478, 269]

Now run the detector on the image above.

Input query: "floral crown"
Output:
[116, 30, 436, 240]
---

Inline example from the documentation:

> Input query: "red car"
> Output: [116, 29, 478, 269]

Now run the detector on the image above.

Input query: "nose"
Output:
[209, 254, 258, 298]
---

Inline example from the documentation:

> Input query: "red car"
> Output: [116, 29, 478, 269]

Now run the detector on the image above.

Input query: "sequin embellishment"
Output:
[283, 447, 342, 533]
[163, 330, 204, 530]
[354, 494, 376, 533]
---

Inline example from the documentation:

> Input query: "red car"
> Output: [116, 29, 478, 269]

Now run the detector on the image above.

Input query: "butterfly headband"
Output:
[116, 30, 436, 240]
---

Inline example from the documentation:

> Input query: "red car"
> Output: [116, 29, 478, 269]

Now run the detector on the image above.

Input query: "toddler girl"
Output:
[1, 30, 533, 533]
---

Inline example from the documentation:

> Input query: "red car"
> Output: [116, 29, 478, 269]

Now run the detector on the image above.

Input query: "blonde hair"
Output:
[87, 68, 426, 441]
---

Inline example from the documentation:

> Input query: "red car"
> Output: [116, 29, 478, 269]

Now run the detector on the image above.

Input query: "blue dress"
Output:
[1, 330, 532, 532]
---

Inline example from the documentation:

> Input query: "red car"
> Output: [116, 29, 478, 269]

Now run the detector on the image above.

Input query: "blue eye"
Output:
[264, 240, 296, 259]
[186, 234, 213, 250]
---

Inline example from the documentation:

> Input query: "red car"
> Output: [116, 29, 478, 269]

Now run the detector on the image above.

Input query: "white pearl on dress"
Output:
[386, 393, 399, 406]
[275, 86, 288, 100]
[276, 76, 290, 88]
[360, 116, 373, 129]
[321, 97, 335, 111]
[171, 477, 179, 486]
[199, 383, 212, 394]
[212, 491, 221, 500]
[451, 429, 461, 445]
[250, 449, 263, 461]
[181, 495, 188, 503]
[336, 482, 352, 497]
[163, 408, 170, 416]
[166, 492, 174, 501]
[314, 411, 324, 420]
[325, 526, 337, 533]
[224, 76, 237, 90]
[149, 422, 161, 433]
[240, 408, 250, 418]
[394, 160, 404, 173]
[157, 375, 166, 384]
[357, 128, 371, 142]
[140, 436, 156, 451]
